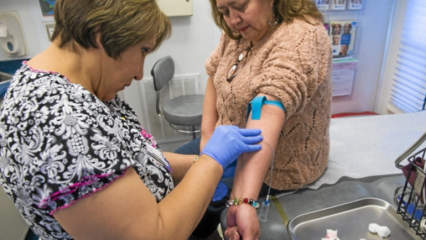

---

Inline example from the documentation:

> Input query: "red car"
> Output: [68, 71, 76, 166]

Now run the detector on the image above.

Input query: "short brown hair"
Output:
[209, 0, 324, 40]
[52, 0, 171, 59]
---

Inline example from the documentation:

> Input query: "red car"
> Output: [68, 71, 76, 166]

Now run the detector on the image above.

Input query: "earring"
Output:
[267, 4, 279, 26]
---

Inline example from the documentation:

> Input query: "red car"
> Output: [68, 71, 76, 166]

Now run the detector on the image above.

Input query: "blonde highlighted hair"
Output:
[209, 0, 324, 40]
[52, 0, 171, 59]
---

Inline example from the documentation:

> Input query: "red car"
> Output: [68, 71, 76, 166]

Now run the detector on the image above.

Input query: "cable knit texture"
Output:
[205, 18, 332, 190]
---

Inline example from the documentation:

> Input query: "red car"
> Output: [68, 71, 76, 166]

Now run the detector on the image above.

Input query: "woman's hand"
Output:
[201, 125, 263, 170]
[225, 204, 260, 240]
[224, 226, 240, 240]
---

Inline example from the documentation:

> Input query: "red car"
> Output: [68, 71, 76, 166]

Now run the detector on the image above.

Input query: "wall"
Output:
[0, 0, 41, 61]
[195, 0, 396, 116]
[0, 0, 218, 150]
[325, 0, 394, 115]
[120, 0, 217, 132]
[118, 1, 217, 151]
[374, 0, 407, 115]
[0, 0, 396, 150]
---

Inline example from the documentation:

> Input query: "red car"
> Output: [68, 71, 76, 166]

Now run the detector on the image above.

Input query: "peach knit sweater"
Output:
[205, 18, 332, 190]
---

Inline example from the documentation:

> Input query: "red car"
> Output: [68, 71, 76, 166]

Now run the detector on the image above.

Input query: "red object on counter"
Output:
[331, 111, 379, 118]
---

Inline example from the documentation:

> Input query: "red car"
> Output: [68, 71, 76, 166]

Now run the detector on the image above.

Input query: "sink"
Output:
[0, 71, 12, 82]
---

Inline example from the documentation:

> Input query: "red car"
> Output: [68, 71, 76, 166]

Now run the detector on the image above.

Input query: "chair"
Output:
[151, 56, 204, 140]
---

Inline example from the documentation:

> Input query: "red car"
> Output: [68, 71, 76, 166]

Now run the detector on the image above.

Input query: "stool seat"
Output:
[151, 56, 204, 139]
[163, 94, 204, 126]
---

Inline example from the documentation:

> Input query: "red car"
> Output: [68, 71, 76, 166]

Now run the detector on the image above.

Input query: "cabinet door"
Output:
[157, 0, 193, 17]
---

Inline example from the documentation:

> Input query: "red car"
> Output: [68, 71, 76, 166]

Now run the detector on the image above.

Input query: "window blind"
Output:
[389, 0, 426, 113]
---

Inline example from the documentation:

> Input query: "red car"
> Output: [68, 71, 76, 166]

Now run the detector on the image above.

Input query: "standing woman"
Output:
[0, 0, 264, 239]
[201, 0, 332, 239]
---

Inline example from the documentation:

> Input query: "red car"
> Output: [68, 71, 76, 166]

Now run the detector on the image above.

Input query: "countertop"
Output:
[220, 111, 426, 239]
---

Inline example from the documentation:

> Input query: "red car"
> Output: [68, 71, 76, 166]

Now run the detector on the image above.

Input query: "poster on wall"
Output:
[329, 21, 357, 57]
[331, 60, 358, 96]
[315, 0, 330, 10]
[348, 0, 363, 10]
[330, 0, 346, 10]
[38, 0, 56, 20]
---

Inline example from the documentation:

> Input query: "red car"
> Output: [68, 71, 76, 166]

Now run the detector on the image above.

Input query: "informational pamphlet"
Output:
[329, 21, 357, 57]
[330, 0, 346, 10]
[315, 0, 330, 10]
[348, 0, 363, 10]
[331, 58, 358, 96]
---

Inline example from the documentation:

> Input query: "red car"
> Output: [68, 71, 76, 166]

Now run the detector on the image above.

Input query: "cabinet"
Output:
[157, 0, 193, 17]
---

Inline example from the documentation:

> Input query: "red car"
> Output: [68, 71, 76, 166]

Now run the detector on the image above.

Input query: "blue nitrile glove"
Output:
[222, 161, 237, 179]
[200, 125, 263, 170]
[213, 180, 228, 202]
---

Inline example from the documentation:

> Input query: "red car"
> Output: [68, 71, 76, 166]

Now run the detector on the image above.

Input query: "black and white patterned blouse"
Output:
[0, 63, 174, 239]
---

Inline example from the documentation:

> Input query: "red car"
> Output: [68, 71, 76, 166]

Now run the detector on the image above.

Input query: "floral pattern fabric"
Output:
[0, 63, 174, 239]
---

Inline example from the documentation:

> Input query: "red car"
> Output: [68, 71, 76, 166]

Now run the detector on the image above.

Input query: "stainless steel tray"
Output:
[287, 198, 422, 240]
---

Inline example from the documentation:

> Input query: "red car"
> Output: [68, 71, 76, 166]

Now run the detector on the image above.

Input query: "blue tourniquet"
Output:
[246, 96, 285, 121]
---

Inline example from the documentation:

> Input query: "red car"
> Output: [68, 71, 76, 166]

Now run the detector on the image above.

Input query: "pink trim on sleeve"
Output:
[39, 169, 128, 215]
[140, 126, 156, 148]
[23, 61, 72, 83]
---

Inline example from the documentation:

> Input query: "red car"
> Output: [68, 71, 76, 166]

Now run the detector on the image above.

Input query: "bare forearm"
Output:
[157, 155, 222, 239]
[231, 95, 285, 200]
[231, 147, 273, 199]
[200, 136, 210, 152]
[53, 163, 222, 240]
[200, 77, 217, 151]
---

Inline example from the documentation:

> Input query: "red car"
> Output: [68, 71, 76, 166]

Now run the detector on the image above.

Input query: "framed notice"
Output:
[348, 0, 363, 10]
[315, 0, 330, 10]
[330, 0, 346, 10]
[331, 60, 358, 97]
